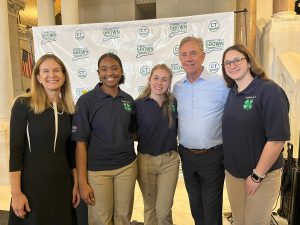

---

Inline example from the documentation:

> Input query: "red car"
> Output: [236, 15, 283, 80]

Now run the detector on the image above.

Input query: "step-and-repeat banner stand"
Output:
[33, 12, 234, 101]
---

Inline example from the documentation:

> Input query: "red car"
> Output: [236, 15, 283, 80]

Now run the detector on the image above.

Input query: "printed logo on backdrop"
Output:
[75, 87, 91, 101]
[170, 63, 185, 76]
[107, 49, 118, 55]
[173, 45, 180, 56]
[138, 85, 146, 93]
[208, 20, 220, 32]
[78, 68, 87, 79]
[139, 26, 150, 37]
[75, 30, 85, 40]
[103, 27, 120, 42]
[73, 48, 89, 61]
[169, 22, 187, 37]
[41, 31, 57, 44]
[139, 66, 151, 76]
[208, 62, 220, 73]
[205, 39, 224, 53]
[136, 45, 154, 58]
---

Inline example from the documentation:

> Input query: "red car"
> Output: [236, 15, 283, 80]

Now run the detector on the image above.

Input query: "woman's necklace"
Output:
[49, 102, 64, 115]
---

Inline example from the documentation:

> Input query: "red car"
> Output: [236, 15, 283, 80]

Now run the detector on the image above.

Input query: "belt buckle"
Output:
[190, 149, 209, 155]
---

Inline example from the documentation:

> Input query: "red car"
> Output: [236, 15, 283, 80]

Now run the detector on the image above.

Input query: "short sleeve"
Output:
[9, 98, 29, 171]
[262, 85, 290, 141]
[71, 97, 91, 142]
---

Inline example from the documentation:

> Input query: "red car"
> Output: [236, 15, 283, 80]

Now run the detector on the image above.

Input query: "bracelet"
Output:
[253, 169, 265, 179]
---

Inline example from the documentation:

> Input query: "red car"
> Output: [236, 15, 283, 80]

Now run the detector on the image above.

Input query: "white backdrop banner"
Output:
[32, 12, 234, 101]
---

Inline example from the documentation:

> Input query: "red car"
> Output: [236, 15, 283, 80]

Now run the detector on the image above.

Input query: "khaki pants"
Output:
[137, 151, 180, 225]
[225, 169, 281, 225]
[88, 160, 137, 225]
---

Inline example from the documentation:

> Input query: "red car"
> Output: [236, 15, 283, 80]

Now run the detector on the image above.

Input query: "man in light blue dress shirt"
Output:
[173, 36, 229, 225]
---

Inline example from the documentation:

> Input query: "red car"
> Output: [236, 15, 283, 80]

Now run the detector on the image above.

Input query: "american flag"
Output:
[22, 49, 34, 78]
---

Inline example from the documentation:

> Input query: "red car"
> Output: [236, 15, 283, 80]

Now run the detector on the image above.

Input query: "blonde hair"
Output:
[138, 64, 175, 127]
[20, 54, 75, 114]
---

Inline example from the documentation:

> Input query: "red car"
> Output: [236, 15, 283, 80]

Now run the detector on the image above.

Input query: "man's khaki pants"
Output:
[225, 169, 281, 225]
[137, 151, 180, 225]
[88, 160, 137, 225]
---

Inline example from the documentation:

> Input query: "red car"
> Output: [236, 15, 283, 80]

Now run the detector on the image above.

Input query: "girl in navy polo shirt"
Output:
[72, 53, 137, 225]
[222, 44, 290, 225]
[135, 64, 179, 225]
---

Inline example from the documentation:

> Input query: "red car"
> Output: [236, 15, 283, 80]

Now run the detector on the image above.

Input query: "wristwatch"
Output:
[250, 169, 265, 183]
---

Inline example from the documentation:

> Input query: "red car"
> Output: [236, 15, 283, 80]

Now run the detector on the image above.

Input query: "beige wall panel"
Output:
[213, 0, 236, 13]
[156, 0, 179, 18]
[8, 14, 22, 97]
[12, 76, 23, 96]
[82, 0, 109, 6]
[179, 0, 213, 16]
[115, 2, 136, 21]
[113, 0, 135, 3]
[9, 18, 19, 47]
[273, 0, 295, 14]
[80, 5, 115, 23]
[257, 0, 273, 20]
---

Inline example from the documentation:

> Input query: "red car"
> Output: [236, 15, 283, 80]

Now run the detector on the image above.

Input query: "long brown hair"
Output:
[20, 54, 75, 114]
[222, 44, 268, 88]
[138, 64, 175, 127]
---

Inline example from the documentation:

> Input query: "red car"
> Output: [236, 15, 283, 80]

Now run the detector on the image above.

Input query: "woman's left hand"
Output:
[245, 176, 261, 195]
[72, 184, 80, 208]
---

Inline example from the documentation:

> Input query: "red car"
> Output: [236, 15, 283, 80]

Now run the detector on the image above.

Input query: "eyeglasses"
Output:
[222, 57, 247, 68]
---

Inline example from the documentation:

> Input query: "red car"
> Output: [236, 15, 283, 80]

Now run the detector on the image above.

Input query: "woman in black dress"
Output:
[9, 54, 80, 225]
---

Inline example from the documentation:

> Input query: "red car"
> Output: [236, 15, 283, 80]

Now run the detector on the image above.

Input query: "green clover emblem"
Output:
[171, 104, 176, 112]
[122, 101, 132, 112]
[168, 103, 176, 112]
[243, 99, 253, 111]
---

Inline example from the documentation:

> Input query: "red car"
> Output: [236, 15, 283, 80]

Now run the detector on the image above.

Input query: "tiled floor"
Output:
[0, 134, 288, 225]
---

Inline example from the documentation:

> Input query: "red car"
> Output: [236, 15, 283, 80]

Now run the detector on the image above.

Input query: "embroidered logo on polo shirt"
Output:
[72, 126, 77, 133]
[243, 96, 255, 111]
[169, 104, 176, 112]
[122, 100, 132, 112]
[243, 99, 253, 110]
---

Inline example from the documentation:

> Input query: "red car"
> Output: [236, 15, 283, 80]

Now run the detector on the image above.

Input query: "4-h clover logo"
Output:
[168, 103, 176, 112]
[243, 99, 253, 111]
[122, 101, 132, 112]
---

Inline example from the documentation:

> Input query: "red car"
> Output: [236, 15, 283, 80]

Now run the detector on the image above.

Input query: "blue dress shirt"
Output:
[173, 68, 229, 149]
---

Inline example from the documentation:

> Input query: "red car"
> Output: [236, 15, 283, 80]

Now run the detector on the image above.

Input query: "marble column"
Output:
[236, 0, 257, 53]
[273, 0, 295, 14]
[0, 0, 14, 140]
[61, 0, 79, 25]
[8, 0, 26, 98]
[37, 0, 55, 26]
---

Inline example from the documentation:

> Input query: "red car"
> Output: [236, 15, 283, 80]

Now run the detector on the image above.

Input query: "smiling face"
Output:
[98, 56, 122, 89]
[149, 68, 171, 97]
[37, 58, 65, 96]
[223, 50, 252, 82]
[179, 40, 205, 80]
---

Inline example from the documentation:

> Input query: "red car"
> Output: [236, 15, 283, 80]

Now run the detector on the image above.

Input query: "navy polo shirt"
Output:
[222, 76, 290, 178]
[72, 83, 136, 171]
[135, 97, 177, 156]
